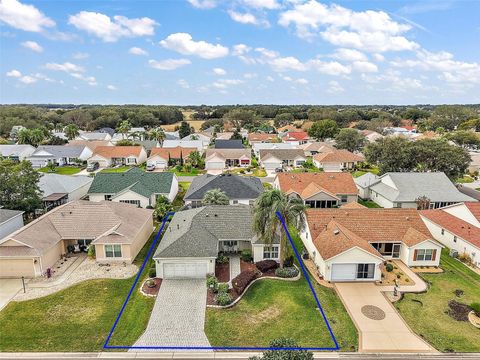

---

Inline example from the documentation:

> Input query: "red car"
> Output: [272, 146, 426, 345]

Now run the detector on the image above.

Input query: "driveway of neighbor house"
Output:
[0, 279, 24, 311]
[133, 279, 211, 348]
[335, 282, 434, 353]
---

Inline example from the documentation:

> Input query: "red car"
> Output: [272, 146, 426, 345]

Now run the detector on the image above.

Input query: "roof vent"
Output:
[214, 214, 218, 217]
[333, 229, 340, 235]
[177, 224, 179, 230]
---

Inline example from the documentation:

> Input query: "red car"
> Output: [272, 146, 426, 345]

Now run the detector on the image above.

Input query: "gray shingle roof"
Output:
[184, 174, 263, 201]
[214, 140, 244, 149]
[354, 172, 380, 188]
[260, 149, 306, 161]
[32, 145, 85, 158]
[39, 174, 93, 198]
[0, 209, 24, 225]
[154, 205, 256, 259]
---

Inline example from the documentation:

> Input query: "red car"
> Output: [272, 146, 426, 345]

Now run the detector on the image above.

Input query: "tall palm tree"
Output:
[116, 120, 131, 139]
[64, 124, 80, 140]
[29, 129, 45, 146]
[16, 128, 31, 145]
[202, 189, 230, 205]
[253, 189, 307, 267]
[188, 151, 203, 168]
[149, 127, 166, 146]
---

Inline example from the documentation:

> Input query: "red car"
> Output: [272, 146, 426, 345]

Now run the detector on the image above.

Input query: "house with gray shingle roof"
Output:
[39, 174, 93, 210]
[184, 173, 263, 207]
[27, 145, 92, 168]
[153, 205, 278, 279]
[0, 144, 35, 161]
[88, 167, 178, 207]
[0, 209, 24, 240]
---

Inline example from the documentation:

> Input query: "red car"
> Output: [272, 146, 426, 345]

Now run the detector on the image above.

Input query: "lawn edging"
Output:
[207, 265, 301, 309]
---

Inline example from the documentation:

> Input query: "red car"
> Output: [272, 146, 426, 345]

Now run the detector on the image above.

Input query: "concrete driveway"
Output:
[335, 282, 434, 353]
[0, 278, 24, 311]
[133, 279, 211, 349]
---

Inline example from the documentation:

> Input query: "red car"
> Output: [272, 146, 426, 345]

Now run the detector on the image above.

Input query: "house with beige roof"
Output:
[274, 172, 358, 208]
[300, 141, 335, 156]
[247, 133, 279, 144]
[301, 208, 443, 282]
[259, 149, 307, 173]
[205, 148, 251, 173]
[87, 146, 147, 168]
[0, 201, 153, 278]
[313, 149, 364, 172]
[147, 146, 197, 170]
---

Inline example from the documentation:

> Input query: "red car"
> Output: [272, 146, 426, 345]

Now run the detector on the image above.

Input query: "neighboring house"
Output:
[182, 132, 212, 143]
[27, 145, 92, 168]
[76, 131, 112, 141]
[0, 201, 153, 278]
[0, 209, 24, 240]
[361, 130, 384, 143]
[356, 172, 476, 209]
[457, 185, 480, 201]
[88, 167, 178, 206]
[277, 125, 299, 133]
[162, 139, 205, 152]
[137, 140, 160, 155]
[300, 142, 335, 156]
[259, 149, 307, 172]
[39, 174, 93, 210]
[468, 152, 480, 173]
[281, 131, 310, 145]
[247, 133, 278, 144]
[313, 150, 364, 172]
[0, 144, 35, 161]
[214, 139, 244, 149]
[184, 173, 263, 207]
[354, 172, 380, 199]
[66, 140, 113, 152]
[147, 147, 197, 170]
[153, 205, 278, 279]
[87, 146, 147, 168]
[300, 208, 443, 282]
[164, 131, 180, 140]
[421, 202, 480, 268]
[274, 172, 358, 208]
[205, 149, 251, 172]
[384, 127, 417, 137]
[251, 142, 296, 157]
[215, 132, 234, 140]
[98, 127, 115, 137]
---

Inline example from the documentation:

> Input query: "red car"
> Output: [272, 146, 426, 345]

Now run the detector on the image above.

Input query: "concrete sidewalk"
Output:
[0, 278, 24, 311]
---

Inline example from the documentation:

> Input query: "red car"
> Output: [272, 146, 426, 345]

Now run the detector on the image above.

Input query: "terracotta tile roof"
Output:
[247, 133, 278, 142]
[465, 202, 480, 221]
[421, 209, 480, 248]
[149, 146, 197, 160]
[283, 131, 310, 141]
[313, 149, 364, 163]
[341, 202, 366, 209]
[67, 140, 112, 151]
[276, 172, 358, 197]
[93, 146, 144, 158]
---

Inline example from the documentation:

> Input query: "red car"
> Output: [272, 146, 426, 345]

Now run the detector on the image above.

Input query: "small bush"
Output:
[216, 292, 233, 306]
[217, 282, 229, 294]
[232, 269, 260, 294]
[256, 260, 278, 273]
[206, 275, 219, 292]
[87, 246, 95, 259]
[471, 302, 480, 316]
[284, 256, 294, 267]
[240, 249, 253, 262]
[216, 254, 229, 264]
[275, 267, 299, 278]
[148, 267, 156, 278]
[396, 274, 401, 279]
[385, 263, 394, 272]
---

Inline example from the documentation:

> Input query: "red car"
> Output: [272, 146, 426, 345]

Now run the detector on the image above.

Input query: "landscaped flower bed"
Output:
[140, 278, 162, 297]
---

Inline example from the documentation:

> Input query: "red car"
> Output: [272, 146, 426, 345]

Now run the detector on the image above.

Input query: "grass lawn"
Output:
[0, 230, 159, 352]
[456, 175, 474, 184]
[101, 166, 131, 173]
[168, 168, 204, 177]
[395, 250, 480, 352]
[352, 166, 380, 178]
[358, 199, 382, 208]
[172, 181, 191, 210]
[38, 166, 83, 175]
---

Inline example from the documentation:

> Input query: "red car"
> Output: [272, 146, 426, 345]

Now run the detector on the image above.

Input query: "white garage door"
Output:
[163, 262, 207, 279]
[331, 264, 356, 281]
[206, 162, 224, 170]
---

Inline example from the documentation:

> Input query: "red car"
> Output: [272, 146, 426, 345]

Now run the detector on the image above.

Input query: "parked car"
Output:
[275, 167, 284, 173]
[87, 162, 99, 172]
[146, 164, 156, 171]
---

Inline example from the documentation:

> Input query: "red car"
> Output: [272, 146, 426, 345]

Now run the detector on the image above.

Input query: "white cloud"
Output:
[160, 33, 229, 59]
[296, 78, 308, 84]
[68, 11, 156, 42]
[187, 0, 217, 9]
[21, 40, 43, 52]
[266, 75, 275, 82]
[6, 69, 54, 84]
[373, 53, 385, 62]
[107, 84, 117, 90]
[44, 62, 84, 73]
[327, 80, 344, 94]
[212, 78, 244, 89]
[18, 75, 37, 84]
[6, 69, 22, 77]
[232, 44, 251, 56]
[269, 56, 308, 72]
[72, 52, 89, 60]
[241, 0, 279, 10]
[243, 72, 257, 79]
[0, 0, 55, 32]
[213, 67, 227, 75]
[129, 46, 148, 56]
[32, 73, 54, 82]
[70, 72, 97, 86]
[228, 10, 269, 27]
[352, 60, 378, 73]
[177, 79, 190, 89]
[308, 59, 351, 75]
[331, 48, 367, 62]
[148, 58, 191, 70]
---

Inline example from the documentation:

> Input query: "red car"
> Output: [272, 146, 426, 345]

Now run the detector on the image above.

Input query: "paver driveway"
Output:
[335, 282, 434, 353]
[133, 279, 211, 348]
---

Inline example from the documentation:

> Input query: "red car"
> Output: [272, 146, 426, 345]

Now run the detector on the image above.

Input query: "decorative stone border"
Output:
[468, 311, 480, 329]
[207, 265, 301, 309]
[139, 278, 161, 297]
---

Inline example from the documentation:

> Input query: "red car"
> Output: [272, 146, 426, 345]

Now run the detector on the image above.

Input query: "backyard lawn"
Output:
[358, 199, 382, 208]
[0, 229, 159, 352]
[100, 166, 131, 173]
[38, 166, 82, 175]
[167, 168, 205, 177]
[395, 250, 480, 352]
[172, 181, 191, 210]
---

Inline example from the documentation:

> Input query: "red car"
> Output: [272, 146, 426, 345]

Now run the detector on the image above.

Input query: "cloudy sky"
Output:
[0, 0, 479, 105]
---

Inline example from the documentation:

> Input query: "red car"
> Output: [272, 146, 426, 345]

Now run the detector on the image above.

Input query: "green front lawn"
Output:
[172, 181, 191, 210]
[456, 175, 474, 184]
[0, 230, 158, 352]
[395, 250, 480, 352]
[101, 166, 131, 173]
[358, 199, 382, 208]
[38, 166, 83, 175]
[167, 168, 204, 177]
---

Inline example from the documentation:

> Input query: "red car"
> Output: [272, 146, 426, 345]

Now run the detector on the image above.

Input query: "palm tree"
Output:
[188, 151, 203, 168]
[253, 189, 307, 267]
[64, 124, 80, 140]
[116, 120, 131, 139]
[149, 128, 166, 146]
[202, 189, 230, 205]
[29, 129, 45, 146]
[16, 128, 31, 145]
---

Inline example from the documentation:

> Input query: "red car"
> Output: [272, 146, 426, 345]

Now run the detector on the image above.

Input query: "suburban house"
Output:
[76, 131, 112, 141]
[0, 201, 153, 278]
[164, 131, 180, 140]
[274, 172, 358, 208]
[88, 167, 178, 206]
[421, 202, 480, 268]
[184, 173, 263, 207]
[147, 146, 197, 170]
[361, 130, 384, 143]
[300, 142, 335, 156]
[251, 142, 296, 157]
[182, 132, 212, 143]
[468, 152, 480, 173]
[27, 145, 92, 168]
[205, 149, 251, 172]
[153, 205, 277, 279]
[66, 140, 113, 152]
[281, 131, 310, 145]
[162, 139, 205, 152]
[214, 139, 244, 149]
[0, 209, 24, 240]
[259, 149, 307, 172]
[215, 132, 234, 140]
[39, 174, 93, 211]
[0, 144, 35, 161]
[301, 208, 443, 282]
[456, 185, 480, 201]
[87, 146, 147, 168]
[313, 150, 364, 172]
[355, 172, 475, 209]
[247, 133, 278, 144]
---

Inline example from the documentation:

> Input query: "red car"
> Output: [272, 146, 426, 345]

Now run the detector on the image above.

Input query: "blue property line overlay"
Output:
[103, 211, 339, 351]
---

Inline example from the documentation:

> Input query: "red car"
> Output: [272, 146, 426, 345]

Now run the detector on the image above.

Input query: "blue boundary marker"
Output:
[103, 211, 339, 351]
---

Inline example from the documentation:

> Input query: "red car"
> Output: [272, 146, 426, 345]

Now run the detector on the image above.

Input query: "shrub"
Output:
[148, 267, 156, 278]
[206, 275, 219, 292]
[251, 338, 313, 360]
[255, 260, 278, 273]
[232, 269, 260, 294]
[240, 249, 253, 262]
[87, 246, 95, 259]
[471, 302, 480, 316]
[216, 254, 229, 264]
[216, 292, 233, 306]
[217, 282, 229, 294]
[284, 256, 294, 267]
[275, 267, 299, 278]
[385, 263, 394, 272]
[396, 274, 401, 279]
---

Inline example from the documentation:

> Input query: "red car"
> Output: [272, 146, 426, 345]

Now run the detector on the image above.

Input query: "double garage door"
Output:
[163, 262, 207, 279]
[0, 259, 35, 278]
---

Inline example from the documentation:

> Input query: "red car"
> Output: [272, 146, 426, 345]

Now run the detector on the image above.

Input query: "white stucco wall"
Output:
[112, 190, 150, 208]
[324, 248, 383, 282]
[400, 240, 442, 267]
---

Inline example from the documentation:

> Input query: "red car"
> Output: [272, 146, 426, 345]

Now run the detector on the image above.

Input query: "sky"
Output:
[0, 0, 479, 105]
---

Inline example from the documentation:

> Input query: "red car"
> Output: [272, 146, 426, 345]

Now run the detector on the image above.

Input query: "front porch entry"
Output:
[371, 242, 401, 258]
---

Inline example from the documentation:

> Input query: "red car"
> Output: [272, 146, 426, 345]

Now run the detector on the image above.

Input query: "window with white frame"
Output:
[126, 157, 136, 164]
[105, 244, 122, 258]
[415, 249, 434, 261]
[119, 199, 141, 207]
[263, 245, 279, 259]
